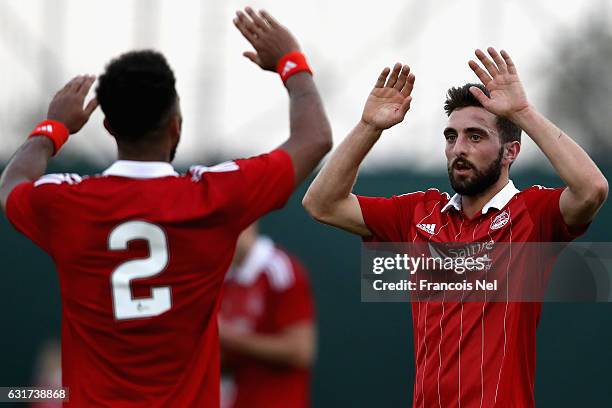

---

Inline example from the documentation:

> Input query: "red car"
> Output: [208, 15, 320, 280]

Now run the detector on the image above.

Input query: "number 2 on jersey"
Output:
[109, 221, 172, 320]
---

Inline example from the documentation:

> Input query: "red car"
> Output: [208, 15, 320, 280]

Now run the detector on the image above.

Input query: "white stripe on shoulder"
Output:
[397, 191, 425, 197]
[265, 250, 295, 291]
[34, 173, 83, 187]
[189, 161, 240, 182]
[531, 184, 553, 190]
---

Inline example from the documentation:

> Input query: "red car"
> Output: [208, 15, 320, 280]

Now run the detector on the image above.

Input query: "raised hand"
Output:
[233, 7, 300, 71]
[468, 48, 530, 119]
[361, 63, 415, 130]
[47, 75, 98, 134]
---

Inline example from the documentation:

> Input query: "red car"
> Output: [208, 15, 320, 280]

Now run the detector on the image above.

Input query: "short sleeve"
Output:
[525, 187, 589, 242]
[271, 259, 314, 329]
[6, 182, 51, 252]
[234, 149, 295, 228]
[356, 192, 423, 242]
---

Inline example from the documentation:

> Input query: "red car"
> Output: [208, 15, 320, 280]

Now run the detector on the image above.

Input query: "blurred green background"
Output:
[1, 163, 610, 407]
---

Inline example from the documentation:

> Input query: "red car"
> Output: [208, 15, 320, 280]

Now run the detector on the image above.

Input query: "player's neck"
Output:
[117, 148, 172, 163]
[460, 175, 510, 219]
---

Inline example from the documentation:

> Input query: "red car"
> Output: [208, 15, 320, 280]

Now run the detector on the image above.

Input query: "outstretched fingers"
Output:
[487, 47, 507, 73]
[64, 76, 83, 93]
[385, 63, 403, 88]
[475, 49, 499, 78]
[244, 7, 270, 33]
[401, 72, 416, 97]
[84, 98, 99, 117]
[500, 49, 517, 74]
[468, 59, 492, 86]
[79, 76, 98, 116]
[234, 11, 258, 43]
[76, 75, 96, 96]
[373, 64, 415, 96]
[259, 9, 280, 29]
[374, 67, 391, 88]
[393, 65, 410, 91]
[470, 47, 519, 84]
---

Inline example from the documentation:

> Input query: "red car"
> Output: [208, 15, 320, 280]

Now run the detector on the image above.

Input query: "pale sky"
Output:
[0, 0, 608, 171]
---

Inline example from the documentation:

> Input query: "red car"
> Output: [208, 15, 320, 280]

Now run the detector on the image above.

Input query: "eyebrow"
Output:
[443, 126, 490, 137]
[465, 127, 490, 136]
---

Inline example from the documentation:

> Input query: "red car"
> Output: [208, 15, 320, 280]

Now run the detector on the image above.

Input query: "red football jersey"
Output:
[219, 237, 314, 408]
[357, 181, 588, 408]
[6, 149, 294, 407]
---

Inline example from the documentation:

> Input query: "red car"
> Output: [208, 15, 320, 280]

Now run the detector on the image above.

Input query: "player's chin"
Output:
[450, 174, 476, 192]
[451, 169, 474, 183]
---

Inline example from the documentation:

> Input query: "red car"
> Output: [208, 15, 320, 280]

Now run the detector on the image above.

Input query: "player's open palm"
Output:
[468, 48, 530, 119]
[362, 63, 415, 130]
[47, 75, 98, 134]
[234, 7, 300, 72]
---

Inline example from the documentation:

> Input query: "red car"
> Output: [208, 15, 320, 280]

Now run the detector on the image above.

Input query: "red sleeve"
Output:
[524, 187, 589, 242]
[234, 149, 295, 228]
[6, 182, 51, 252]
[271, 258, 314, 329]
[356, 192, 424, 242]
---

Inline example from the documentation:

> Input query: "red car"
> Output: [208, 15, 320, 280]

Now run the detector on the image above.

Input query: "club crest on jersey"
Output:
[490, 210, 510, 231]
[416, 223, 436, 234]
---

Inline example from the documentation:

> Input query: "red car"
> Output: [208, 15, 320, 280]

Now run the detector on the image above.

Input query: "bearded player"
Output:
[0, 7, 331, 407]
[303, 48, 607, 407]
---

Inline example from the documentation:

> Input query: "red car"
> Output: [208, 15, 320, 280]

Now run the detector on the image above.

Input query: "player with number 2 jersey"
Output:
[0, 7, 331, 408]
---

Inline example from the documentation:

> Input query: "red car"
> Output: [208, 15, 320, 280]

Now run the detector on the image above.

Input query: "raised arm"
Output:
[468, 47, 608, 226]
[234, 7, 332, 186]
[303, 64, 415, 236]
[0, 76, 98, 213]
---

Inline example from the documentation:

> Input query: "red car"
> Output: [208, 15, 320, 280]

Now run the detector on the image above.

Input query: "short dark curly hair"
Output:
[444, 83, 521, 144]
[96, 50, 177, 141]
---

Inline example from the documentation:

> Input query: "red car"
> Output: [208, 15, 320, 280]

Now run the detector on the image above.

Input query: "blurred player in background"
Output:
[0, 7, 331, 407]
[219, 223, 315, 408]
[303, 48, 607, 407]
[30, 339, 62, 408]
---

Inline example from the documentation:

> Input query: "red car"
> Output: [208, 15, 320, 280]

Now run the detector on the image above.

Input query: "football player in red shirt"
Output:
[0, 8, 331, 408]
[219, 223, 315, 408]
[303, 48, 608, 407]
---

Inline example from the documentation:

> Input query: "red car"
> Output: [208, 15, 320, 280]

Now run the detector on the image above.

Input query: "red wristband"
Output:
[28, 120, 70, 156]
[276, 52, 312, 83]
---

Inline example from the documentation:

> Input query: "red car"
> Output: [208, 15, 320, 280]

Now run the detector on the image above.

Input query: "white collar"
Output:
[102, 160, 178, 179]
[441, 180, 520, 214]
[228, 237, 275, 285]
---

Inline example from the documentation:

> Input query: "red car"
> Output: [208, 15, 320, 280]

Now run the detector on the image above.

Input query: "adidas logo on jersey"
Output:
[416, 223, 436, 234]
[281, 61, 297, 76]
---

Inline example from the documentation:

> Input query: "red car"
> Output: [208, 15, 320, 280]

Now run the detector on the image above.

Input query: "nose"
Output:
[452, 134, 470, 158]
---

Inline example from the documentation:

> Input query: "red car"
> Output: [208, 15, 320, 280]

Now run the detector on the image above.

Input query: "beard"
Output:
[448, 148, 503, 196]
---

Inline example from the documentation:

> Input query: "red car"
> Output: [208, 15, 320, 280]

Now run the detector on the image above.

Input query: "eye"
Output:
[469, 134, 481, 142]
[445, 134, 457, 143]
